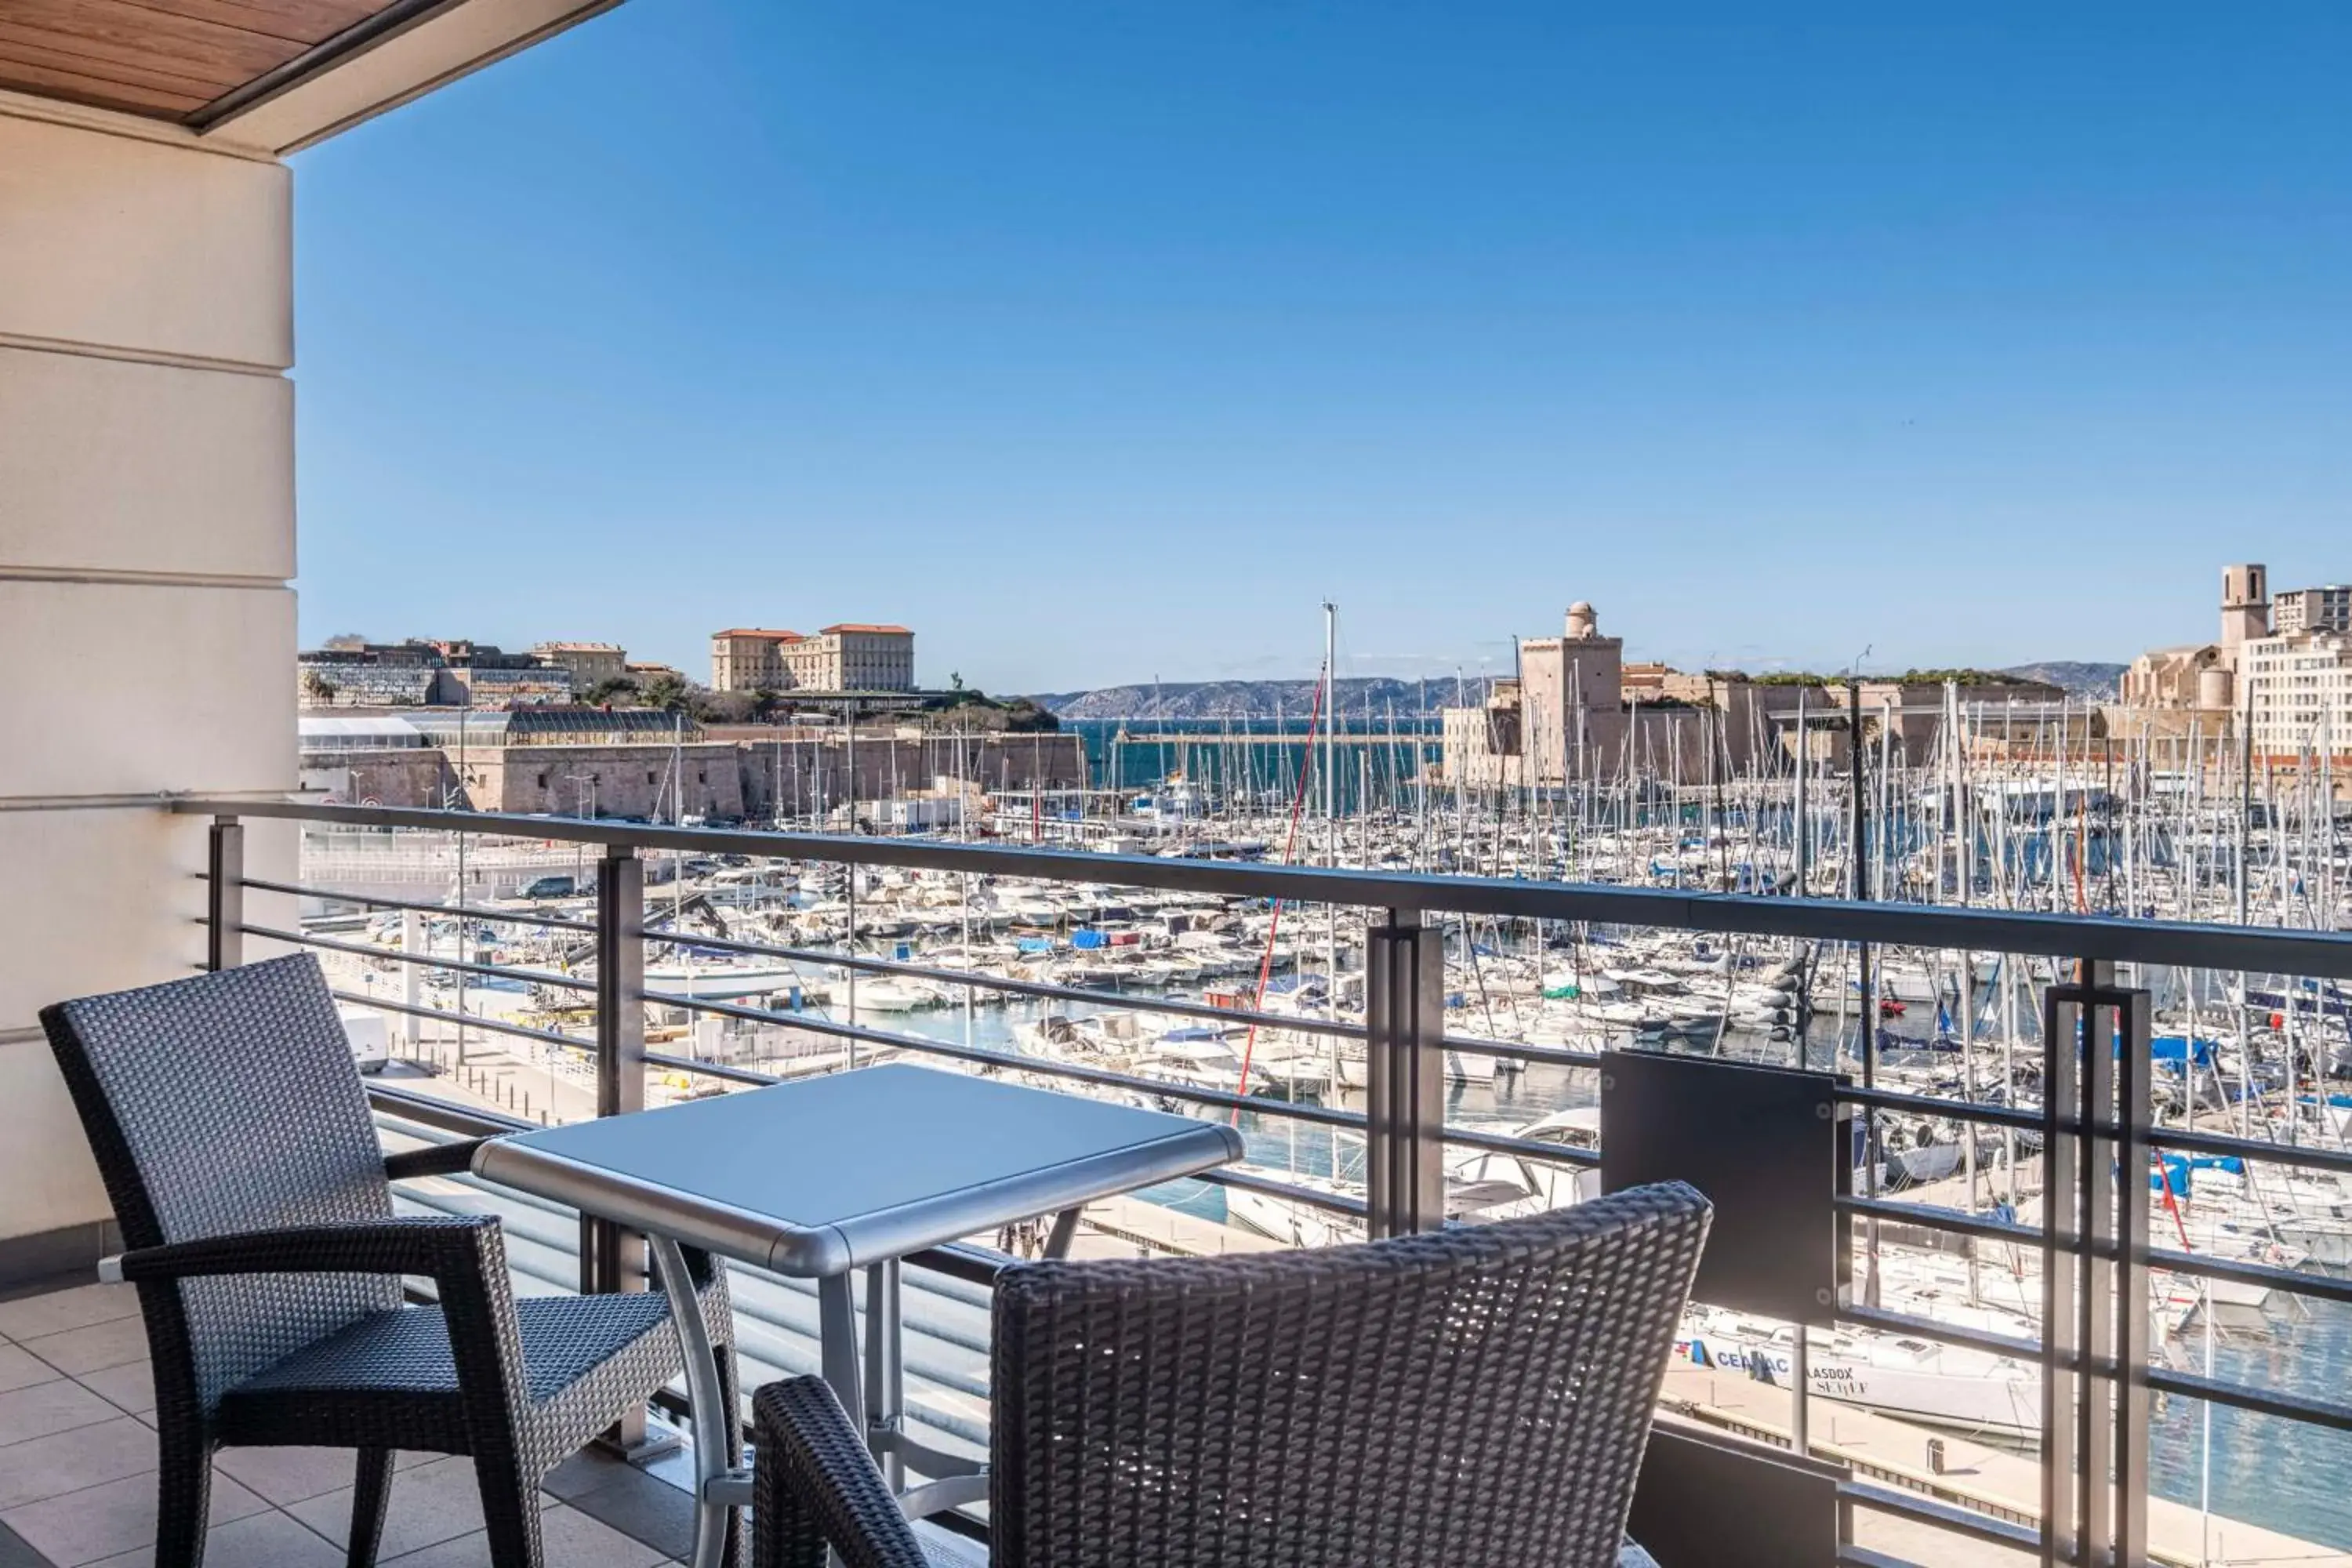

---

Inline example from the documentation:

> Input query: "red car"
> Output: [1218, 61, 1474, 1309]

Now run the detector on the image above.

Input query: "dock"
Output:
[1659, 1364, 2349, 1566]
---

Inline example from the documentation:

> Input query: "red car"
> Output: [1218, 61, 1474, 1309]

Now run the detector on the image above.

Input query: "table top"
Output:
[471, 1064, 1243, 1274]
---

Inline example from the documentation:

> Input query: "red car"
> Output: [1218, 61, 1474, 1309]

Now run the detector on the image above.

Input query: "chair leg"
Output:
[153, 1422, 213, 1568]
[347, 1448, 394, 1568]
[474, 1455, 545, 1568]
[715, 1344, 742, 1568]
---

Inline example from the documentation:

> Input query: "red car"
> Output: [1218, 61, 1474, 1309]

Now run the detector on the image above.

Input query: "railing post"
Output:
[206, 816, 243, 971]
[2113, 981, 2151, 1568]
[588, 843, 656, 1454]
[1364, 907, 1445, 1238]
[2039, 973, 2082, 1568]
[2041, 960, 2151, 1568]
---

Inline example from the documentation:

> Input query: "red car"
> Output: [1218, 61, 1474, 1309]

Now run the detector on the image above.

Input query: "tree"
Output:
[302, 670, 339, 704]
[950, 670, 964, 691]
[638, 671, 691, 712]
[1001, 698, 1061, 733]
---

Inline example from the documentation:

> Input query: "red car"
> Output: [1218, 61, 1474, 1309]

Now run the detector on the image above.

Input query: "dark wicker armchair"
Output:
[40, 953, 738, 1568]
[752, 1181, 1710, 1568]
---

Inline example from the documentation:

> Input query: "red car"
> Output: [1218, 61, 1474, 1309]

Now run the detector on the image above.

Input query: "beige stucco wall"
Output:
[0, 102, 297, 1249]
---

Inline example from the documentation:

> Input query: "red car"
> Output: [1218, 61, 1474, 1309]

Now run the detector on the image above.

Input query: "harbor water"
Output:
[874, 989, 2352, 1553]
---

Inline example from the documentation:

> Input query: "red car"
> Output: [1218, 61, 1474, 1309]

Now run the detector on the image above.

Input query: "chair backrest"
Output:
[41, 953, 400, 1410]
[989, 1181, 1711, 1568]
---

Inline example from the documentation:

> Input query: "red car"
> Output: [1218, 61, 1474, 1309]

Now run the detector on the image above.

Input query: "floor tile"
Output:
[0, 1381, 121, 1449]
[540, 1446, 634, 1501]
[71, 1364, 151, 1420]
[2, 1469, 265, 1566]
[554, 1462, 695, 1561]
[21, 1320, 147, 1380]
[0, 1417, 154, 1510]
[285, 1456, 552, 1560]
[209, 1448, 445, 1509]
[0, 1289, 139, 1345]
[85, 1504, 344, 1568]
[382, 1504, 667, 1568]
[0, 1348, 56, 1399]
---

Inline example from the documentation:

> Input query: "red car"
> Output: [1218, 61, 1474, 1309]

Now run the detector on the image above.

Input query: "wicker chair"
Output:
[751, 1181, 1710, 1568]
[40, 953, 738, 1568]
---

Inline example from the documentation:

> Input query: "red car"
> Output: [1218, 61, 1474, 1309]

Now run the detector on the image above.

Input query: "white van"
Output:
[338, 1007, 390, 1076]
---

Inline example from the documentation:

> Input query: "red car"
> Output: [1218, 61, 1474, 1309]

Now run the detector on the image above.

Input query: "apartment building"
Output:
[532, 640, 629, 684]
[2272, 585, 2352, 636]
[2242, 631, 2352, 757]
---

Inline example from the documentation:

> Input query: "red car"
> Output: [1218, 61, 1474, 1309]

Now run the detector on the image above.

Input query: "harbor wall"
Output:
[0, 103, 299, 1269]
[735, 732, 1089, 821]
[298, 732, 1088, 822]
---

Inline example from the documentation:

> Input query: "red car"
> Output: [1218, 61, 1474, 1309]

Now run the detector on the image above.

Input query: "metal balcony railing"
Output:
[176, 797, 2352, 1568]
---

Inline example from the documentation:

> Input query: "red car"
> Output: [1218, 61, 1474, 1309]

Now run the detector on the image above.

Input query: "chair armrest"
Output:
[102, 1214, 503, 1294]
[384, 1138, 492, 1181]
[752, 1377, 931, 1568]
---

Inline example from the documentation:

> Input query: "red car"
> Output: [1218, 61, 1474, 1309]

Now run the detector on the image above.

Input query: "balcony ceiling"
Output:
[0, 0, 620, 151]
[0, 0, 427, 122]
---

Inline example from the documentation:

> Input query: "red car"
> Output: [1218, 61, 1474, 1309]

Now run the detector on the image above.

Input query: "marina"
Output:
[289, 665, 2352, 1555]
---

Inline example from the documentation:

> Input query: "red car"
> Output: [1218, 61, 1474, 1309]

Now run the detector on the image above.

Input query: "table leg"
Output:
[818, 1272, 863, 1432]
[862, 1260, 905, 1487]
[1044, 1207, 1083, 1259]
[647, 1236, 736, 1568]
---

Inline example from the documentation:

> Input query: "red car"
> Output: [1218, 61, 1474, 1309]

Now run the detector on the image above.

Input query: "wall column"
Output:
[0, 98, 296, 1273]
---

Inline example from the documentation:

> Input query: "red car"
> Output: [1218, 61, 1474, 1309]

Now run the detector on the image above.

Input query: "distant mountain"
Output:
[1033, 663, 2129, 719]
[1029, 677, 1456, 721]
[1998, 662, 2127, 699]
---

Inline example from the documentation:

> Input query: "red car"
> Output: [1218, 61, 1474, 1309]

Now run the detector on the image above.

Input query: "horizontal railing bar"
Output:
[1836, 1302, 2046, 1367]
[1838, 1196, 2041, 1249]
[1837, 1083, 2044, 1134]
[1835, 1548, 1914, 1568]
[1440, 1124, 1601, 1168]
[1192, 1164, 1368, 1219]
[236, 921, 598, 993]
[635, 927, 1367, 1040]
[333, 989, 594, 1055]
[2146, 1365, 2352, 1435]
[1436, 1034, 1606, 1068]
[366, 1082, 534, 1138]
[177, 798, 2352, 978]
[903, 1242, 1011, 1288]
[637, 988, 1366, 1129]
[1838, 1481, 2045, 1555]
[2142, 1244, 2352, 1310]
[249, 877, 599, 933]
[642, 1050, 781, 1087]
[2144, 1123, 2352, 1180]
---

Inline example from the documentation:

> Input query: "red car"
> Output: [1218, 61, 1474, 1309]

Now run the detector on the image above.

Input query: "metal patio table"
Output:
[472, 1062, 1244, 1568]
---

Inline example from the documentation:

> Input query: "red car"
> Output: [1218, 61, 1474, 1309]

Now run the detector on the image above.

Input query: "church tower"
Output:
[2220, 563, 2270, 655]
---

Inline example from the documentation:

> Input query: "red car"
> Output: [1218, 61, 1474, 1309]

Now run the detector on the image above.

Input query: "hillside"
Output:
[1997, 662, 2127, 699]
[1032, 661, 2129, 719]
[1030, 677, 1454, 720]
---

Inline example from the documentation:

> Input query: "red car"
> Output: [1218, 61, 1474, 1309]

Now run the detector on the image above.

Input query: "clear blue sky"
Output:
[292, 4, 2351, 692]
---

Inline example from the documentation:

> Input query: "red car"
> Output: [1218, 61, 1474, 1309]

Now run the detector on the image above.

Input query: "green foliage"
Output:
[914, 687, 1062, 733]
[1895, 668, 2041, 687]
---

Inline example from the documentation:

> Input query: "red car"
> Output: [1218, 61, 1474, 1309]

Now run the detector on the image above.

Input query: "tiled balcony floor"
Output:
[0, 1276, 700, 1568]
